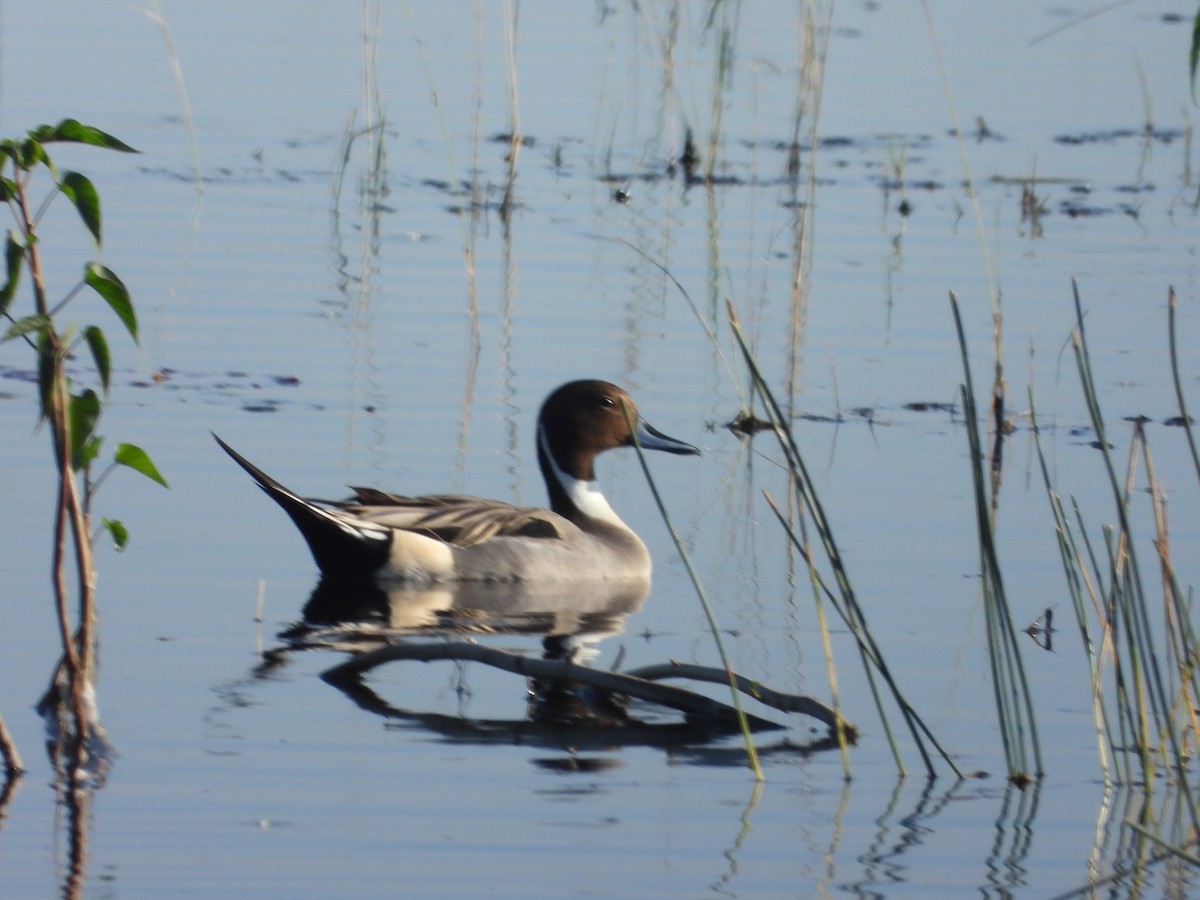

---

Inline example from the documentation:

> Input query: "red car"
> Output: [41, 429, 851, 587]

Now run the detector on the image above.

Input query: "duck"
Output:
[214, 380, 699, 583]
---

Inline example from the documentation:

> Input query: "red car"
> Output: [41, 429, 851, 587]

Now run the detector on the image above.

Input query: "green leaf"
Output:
[3, 312, 50, 341]
[0, 230, 23, 318]
[1193, 10, 1200, 106]
[101, 518, 129, 551]
[78, 434, 103, 470]
[69, 389, 101, 470]
[59, 171, 102, 244]
[33, 120, 138, 154]
[83, 325, 111, 393]
[0, 176, 15, 202]
[114, 442, 168, 488]
[84, 262, 136, 343]
[17, 138, 48, 171]
[37, 331, 56, 421]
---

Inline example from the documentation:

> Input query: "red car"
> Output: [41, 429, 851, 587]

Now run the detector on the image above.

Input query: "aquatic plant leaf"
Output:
[36, 330, 54, 420]
[0, 137, 46, 172]
[83, 325, 111, 393]
[3, 312, 50, 341]
[78, 435, 103, 471]
[114, 443, 168, 488]
[1193, 10, 1200, 105]
[16, 138, 48, 171]
[101, 518, 129, 551]
[60, 172, 101, 244]
[0, 230, 22, 317]
[84, 262, 136, 343]
[69, 389, 101, 471]
[31, 120, 138, 154]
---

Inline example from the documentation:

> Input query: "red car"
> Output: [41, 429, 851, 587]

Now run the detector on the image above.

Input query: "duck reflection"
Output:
[261, 576, 839, 757]
[277, 575, 652, 737]
[295, 573, 649, 645]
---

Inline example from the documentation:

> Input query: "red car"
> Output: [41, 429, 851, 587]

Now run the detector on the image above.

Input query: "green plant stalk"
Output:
[1030, 390, 1120, 783]
[1167, 287, 1200, 489]
[962, 382, 1019, 766]
[951, 292, 1042, 779]
[1097, 407, 1157, 780]
[1071, 500, 1130, 782]
[1101, 457, 1156, 780]
[1190, 8, 1200, 104]
[1161, 563, 1200, 737]
[1, 121, 163, 779]
[14, 179, 95, 756]
[621, 401, 763, 781]
[960, 377, 1042, 779]
[805, 544, 853, 775]
[1098, 523, 1142, 780]
[733, 308, 906, 773]
[729, 300, 959, 778]
[1070, 285, 1199, 830]
[1140, 434, 1200, 750]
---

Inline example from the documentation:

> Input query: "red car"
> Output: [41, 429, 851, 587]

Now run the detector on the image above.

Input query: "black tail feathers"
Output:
[213, 433, 390, 576]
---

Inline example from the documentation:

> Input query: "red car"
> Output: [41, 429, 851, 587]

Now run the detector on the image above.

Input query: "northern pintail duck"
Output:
[215, 380, 698, 583]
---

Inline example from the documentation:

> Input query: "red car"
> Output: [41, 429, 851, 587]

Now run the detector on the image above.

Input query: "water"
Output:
[1, 1, 1198, 896]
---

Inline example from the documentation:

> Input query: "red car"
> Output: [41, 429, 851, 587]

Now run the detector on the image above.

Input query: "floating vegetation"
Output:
[1053, 126, 1186, 146]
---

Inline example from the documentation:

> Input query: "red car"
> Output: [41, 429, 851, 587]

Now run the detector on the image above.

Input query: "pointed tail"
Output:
[212, 433, 390, 576]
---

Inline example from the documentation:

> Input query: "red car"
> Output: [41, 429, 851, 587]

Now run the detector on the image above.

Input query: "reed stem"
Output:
[622, 401, 763, 781]
[950, 293, 1042, 781]
[729, 299, 960, 779]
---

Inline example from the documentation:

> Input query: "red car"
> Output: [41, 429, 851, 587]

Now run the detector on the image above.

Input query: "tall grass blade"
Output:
[1166, 286, 1200, 488]
[1069, 281, 1200, 834]
[728, 299, 960, 778]
[1029, 387, 1121, 784]
[950, 293, 1042, 782]
[621, 401, 763, 781]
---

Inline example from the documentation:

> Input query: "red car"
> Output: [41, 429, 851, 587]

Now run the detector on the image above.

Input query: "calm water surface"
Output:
[1, 2, 1198, 896]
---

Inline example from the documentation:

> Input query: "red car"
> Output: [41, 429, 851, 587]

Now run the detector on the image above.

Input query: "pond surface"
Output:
[1, 1, 1199, 896]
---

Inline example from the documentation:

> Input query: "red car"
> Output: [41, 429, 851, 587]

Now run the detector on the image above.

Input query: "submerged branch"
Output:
[624, 662, 852, 734]
[0, 712, 23, 778]
[322, 641, 849, 735]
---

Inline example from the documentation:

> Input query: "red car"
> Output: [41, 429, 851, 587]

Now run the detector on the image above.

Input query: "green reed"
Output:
[950, 293, 1043, 784]
[1032, 282, 1200, 856]
[1168, 287, 1200, 486]
[728, 299, 960, 779]
[1030, 396, 1123, 782]
[621, 401, 764, 782]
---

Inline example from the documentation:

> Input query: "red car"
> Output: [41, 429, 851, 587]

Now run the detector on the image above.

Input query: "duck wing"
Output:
[344, 488, 570, 548]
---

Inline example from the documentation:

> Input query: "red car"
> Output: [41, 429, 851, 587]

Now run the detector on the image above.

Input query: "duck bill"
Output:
[633, 419, 700, 456]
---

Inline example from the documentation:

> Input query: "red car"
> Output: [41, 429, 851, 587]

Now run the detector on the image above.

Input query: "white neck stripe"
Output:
[538, 423, 624, 525]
